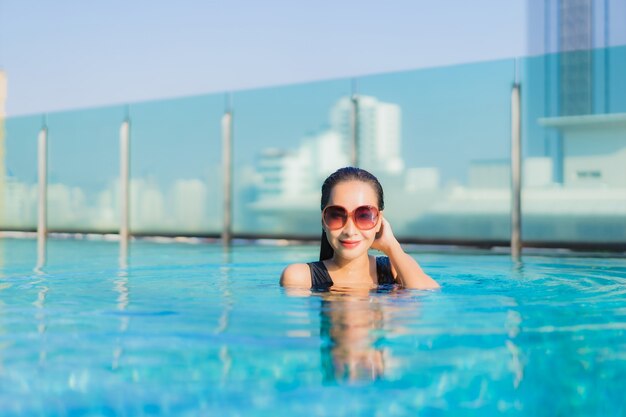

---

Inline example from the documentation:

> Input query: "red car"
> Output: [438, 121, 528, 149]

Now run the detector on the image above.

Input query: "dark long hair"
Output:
[319, 167, 384, 261]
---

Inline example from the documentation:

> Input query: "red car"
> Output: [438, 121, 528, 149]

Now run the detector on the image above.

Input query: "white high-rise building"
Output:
[256, 148, 314, 200]
[256, 130, 348, 202]
[330, 95, 404, 174]
[255, 95, 403, 204]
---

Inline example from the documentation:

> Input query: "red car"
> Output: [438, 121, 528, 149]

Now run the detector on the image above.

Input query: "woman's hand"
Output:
[370, 216, 440, 290]
[370, 217, 400, 255]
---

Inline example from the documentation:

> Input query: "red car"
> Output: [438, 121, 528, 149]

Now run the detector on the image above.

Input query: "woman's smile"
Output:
[339, 239, 361, 249]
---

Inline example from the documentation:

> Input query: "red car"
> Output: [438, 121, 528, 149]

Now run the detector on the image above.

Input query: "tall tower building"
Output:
[330, 95, 404, 174]
[528, 0, 626, 116]
[254, 94, 403, 204]
[255, 130, 348, 202]
[526, 0, 626, 183]
[558, 0, 594, 116]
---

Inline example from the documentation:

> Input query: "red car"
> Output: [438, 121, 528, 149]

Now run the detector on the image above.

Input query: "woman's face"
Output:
[323, 180, 382, 261]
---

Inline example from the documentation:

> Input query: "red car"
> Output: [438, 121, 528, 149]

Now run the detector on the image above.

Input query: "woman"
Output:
[280, 167, 439, 291]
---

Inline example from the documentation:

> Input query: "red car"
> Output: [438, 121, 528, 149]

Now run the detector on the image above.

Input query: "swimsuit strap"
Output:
[307, 261, 334, 291]
[308, 256, 396, 291]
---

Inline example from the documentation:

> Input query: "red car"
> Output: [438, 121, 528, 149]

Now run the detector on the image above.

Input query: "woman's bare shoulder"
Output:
[280, 263, 311, 288]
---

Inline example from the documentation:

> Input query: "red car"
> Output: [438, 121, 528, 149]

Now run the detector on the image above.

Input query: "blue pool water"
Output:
[0, 238, 625, 416]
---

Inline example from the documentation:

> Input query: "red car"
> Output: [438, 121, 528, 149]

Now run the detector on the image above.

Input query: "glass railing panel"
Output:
[357, 59, 516, 242]
[129, 94, 223, 235]
[46, 106, 125, 232]
[232, 80, 352, 236]
[606, 45, 626, 113]
[2, 115, 41, 230]
[4, 48, 622, 247]
[521, 45, 626, 245]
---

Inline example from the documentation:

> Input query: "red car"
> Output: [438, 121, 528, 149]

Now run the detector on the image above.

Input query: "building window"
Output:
[576, 170, 601, 179]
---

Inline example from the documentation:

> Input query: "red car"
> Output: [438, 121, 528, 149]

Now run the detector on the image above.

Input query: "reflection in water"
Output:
[217, 247, 233, 384]
[0, 241, 8, 373]
[32, 269, 48, 366]
[508, 260, 525, 388]
[119, 237, 129, 270]
[112, 261, 130, 370]
[35, 235, 46, 272]
[320, 290, 389, 384]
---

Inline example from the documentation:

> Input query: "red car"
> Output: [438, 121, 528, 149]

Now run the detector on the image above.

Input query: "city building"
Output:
[526, 0, 626, 185]
[527, 0, 626, 115]
[330, 96, 404, 174]
[468, 158, 553, 189]
[255, 95, 401, 204]
[250, 95, 405, 233]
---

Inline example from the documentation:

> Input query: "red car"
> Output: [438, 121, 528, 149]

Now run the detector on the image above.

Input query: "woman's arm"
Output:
[371, 218, 440, 290]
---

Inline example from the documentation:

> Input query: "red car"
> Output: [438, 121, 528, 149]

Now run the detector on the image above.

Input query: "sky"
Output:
[0, 0, 527, 116]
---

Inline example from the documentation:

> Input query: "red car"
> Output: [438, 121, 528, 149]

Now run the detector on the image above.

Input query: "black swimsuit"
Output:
[307, 256, 396, 291]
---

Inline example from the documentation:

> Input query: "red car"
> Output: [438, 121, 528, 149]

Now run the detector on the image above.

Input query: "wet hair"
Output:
[319, 167, 384, 261]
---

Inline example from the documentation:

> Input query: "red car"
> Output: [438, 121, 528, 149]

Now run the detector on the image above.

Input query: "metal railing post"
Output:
[119, 116, 130, 267]
[0, 73, 5, 229]
[222, 94, 233, 246]
[36, 119, 48, 269]
[511, 81, 522, 259]
[350, 79, 359, 167]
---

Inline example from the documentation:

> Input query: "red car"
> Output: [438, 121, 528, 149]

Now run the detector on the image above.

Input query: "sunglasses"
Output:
[322, 205, 380, 231]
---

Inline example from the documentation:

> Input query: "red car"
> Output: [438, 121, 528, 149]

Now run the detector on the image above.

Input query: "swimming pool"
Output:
[0, 237, 624, 416]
